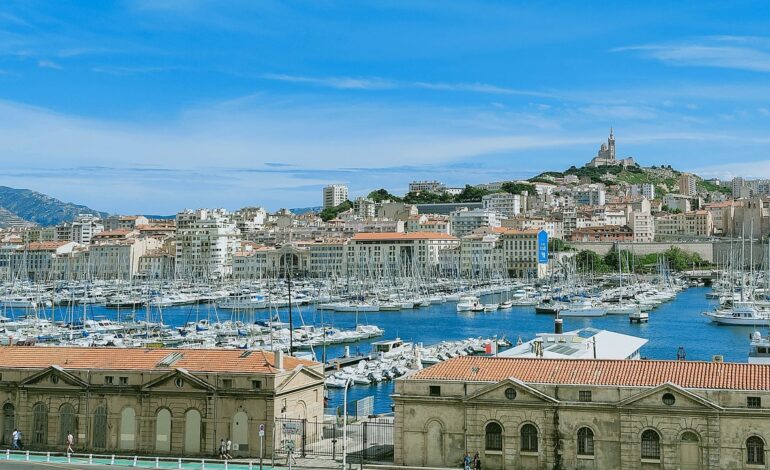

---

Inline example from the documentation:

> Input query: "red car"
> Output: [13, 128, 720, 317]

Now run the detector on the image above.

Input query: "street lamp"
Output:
[342, 376, 353, 470]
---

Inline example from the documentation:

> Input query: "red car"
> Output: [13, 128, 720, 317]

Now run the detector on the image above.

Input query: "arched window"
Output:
[184, 409, 202, 454]
[520, 424, 538, 453]
[32, 402, 48, 445]
[58, 404, 75, 445]
[747, 436, 765, 465]
[577, 427, 594, 456]
[92, 406, 107, 449]
[1, 403, 14, 445]
[641, 429, 661, 460]
[485, 422, 502, 451]
[156, 409, 172, 452]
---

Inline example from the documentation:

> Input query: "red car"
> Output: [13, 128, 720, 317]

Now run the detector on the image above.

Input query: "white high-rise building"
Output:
[449, 209, 502, 238]
[323, 184, 349, 209]
[482, 193, 522, 218]
[175, 209, 240, 279]
[630, 183, 655, 200]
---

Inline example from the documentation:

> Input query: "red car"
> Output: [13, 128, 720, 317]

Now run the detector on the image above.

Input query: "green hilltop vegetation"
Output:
[320, 163, 731, 221]
[534, 164, 732, 198]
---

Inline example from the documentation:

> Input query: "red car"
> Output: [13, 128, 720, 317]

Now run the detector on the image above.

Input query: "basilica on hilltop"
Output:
[586, 128, 636, 168]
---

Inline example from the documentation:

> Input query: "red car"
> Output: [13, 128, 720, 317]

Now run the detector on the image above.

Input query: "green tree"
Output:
[367, 189, 401, 203]
[319, 200, 353, 222]
[454, 184, 490, 202]
[501, 181, 536, 195]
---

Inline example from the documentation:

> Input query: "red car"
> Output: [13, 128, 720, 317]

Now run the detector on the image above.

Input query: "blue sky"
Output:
[2, 1, 770, 214]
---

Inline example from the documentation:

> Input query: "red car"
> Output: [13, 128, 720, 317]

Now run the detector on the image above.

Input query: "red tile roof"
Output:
[352, 231, 457, 241]
[0, 346, 318, 374]
[408, 356, 770, 391]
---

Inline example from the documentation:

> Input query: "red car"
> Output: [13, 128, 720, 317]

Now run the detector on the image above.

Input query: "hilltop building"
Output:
[586, 129, 636, 168]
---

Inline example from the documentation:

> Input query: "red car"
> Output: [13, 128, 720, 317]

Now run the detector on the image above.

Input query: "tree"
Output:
[548, 238, 573, 252]
[574, 250, 611, 273]
[455, 185, 490, 202]
[367, 189, 401, 203]
[319, 200, 353, 222]
[501, 181, 535, 195]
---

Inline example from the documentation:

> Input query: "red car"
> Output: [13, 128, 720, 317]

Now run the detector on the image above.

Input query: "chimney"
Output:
[274, 349, 284, 371]
[554, 318, 563, 334]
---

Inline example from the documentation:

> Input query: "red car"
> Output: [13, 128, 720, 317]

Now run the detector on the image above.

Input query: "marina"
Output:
[0, 278, 765, 414]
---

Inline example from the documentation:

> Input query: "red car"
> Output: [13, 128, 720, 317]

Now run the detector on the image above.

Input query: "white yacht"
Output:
[559, 299, 607, 317]
[703, 302, 770, 326]
[457, 296, 482, 312]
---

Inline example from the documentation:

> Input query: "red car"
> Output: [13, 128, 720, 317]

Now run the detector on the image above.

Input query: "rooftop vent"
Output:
[156, 352, 184, 368]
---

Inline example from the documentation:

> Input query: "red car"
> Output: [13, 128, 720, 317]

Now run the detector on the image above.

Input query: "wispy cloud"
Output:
[91, 65, 177, 76]
[614, 36, 770, 72]
[259, 73, 554, 97]
[260, 73, 395, 90]
[37, 59, 62, 70]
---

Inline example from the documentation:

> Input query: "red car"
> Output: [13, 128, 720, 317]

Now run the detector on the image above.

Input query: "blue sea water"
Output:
[5, 287, 759, 414]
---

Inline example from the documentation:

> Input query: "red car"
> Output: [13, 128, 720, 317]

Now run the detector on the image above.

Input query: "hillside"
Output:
[533, 165, 732, 198]
[0, 186, 108, 227]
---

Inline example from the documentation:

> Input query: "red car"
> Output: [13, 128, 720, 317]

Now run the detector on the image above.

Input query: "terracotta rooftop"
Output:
[21, 241, 70, 251]
[352, 231, 457, 241]
[408, 356, 770, 391]
[0, 346, 318, 374]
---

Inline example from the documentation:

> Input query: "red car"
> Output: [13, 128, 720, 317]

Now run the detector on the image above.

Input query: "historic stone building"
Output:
[394, 356, 770, 469]
[0, 347, 324, 457]
[586, 129, 636, 168]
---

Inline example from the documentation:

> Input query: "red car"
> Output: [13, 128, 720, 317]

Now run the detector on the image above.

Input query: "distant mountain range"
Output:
[0, 186, 108, 227]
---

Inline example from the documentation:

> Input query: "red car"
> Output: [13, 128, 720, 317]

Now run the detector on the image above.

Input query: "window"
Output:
[748, 436, 765, 465]
[662, 393, 676, 406]
[504, 388, 517, 400]
[222, 379, 233, 389]
[50, 375, 59, 384]
[520, 424, 538, 453]
[485, 422, 503, 451]
[252, 380, 262, 390]
[104, 376, 113, 385]
[32, 402, 48, 445]
[579, 390, 592, 402]
[748, 397, 762, 409]
[119, 377, 128, 386]
[641, 430, 660, 460]
[429, 386, 441, 397]
[577, 427, 594, 456]
[92, 406, 108, 449]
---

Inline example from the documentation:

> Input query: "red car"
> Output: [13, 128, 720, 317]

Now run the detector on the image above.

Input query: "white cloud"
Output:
[614, 37, 770, 72]
[259, 73, 555, 97]
[37, 59, 62, 70]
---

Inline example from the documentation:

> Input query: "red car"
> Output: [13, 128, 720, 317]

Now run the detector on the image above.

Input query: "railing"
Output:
[274, 417, 393, 463]
[3, 449, 269, 469]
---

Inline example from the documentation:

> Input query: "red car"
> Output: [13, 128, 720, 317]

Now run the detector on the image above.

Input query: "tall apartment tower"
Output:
[679, 173, 697, 197]
[323, 184, 349, 209]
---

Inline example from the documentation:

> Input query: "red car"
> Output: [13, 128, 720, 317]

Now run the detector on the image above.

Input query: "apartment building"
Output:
[322, 184, 349, 209]
[569, 225, 634, 242]
[449, 209, 502, 238]
[345, 232, 459, 275]
[679, 172, 697, 196]
[88, 230, 163, 279]
[500, 228, 548, 278]
[656, 211, 714, 238]
[175, 209, 240, 279]
[482, 192, 523, 218]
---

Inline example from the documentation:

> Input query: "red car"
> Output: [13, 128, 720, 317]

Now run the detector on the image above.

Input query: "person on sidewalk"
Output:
[463, 451, 472, 470]
[66, 431, 74, 454]
[219, 439, 227, 459]
[225, 437, 233, 459]
[11, 429, 19, 450]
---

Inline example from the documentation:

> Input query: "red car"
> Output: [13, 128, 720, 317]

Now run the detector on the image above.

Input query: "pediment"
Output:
[463, 377, 559, 404]
[617, 382, 723, 411]
[19, 365, 89, 389]
[275, 366, 325, 393]
[141, 368, 215, 392]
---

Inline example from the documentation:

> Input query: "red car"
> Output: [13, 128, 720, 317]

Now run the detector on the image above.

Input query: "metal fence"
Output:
[274, 417, 393, 463]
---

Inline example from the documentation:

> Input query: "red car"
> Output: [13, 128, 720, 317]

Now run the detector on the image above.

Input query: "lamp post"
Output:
[342, 377, 353, 470]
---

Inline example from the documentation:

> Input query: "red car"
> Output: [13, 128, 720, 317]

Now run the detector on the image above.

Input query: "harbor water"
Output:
[2, 287, 759, 414]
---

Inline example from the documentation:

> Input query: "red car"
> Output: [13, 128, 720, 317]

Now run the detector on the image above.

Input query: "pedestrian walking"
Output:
[225, 437, 233, 459]
[463, 451, 472, 470]
[474, 451, 482, 470]
[219, 439, 227, 459]
[11, 428, 19, 450]
[66, 431, 74, 454]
